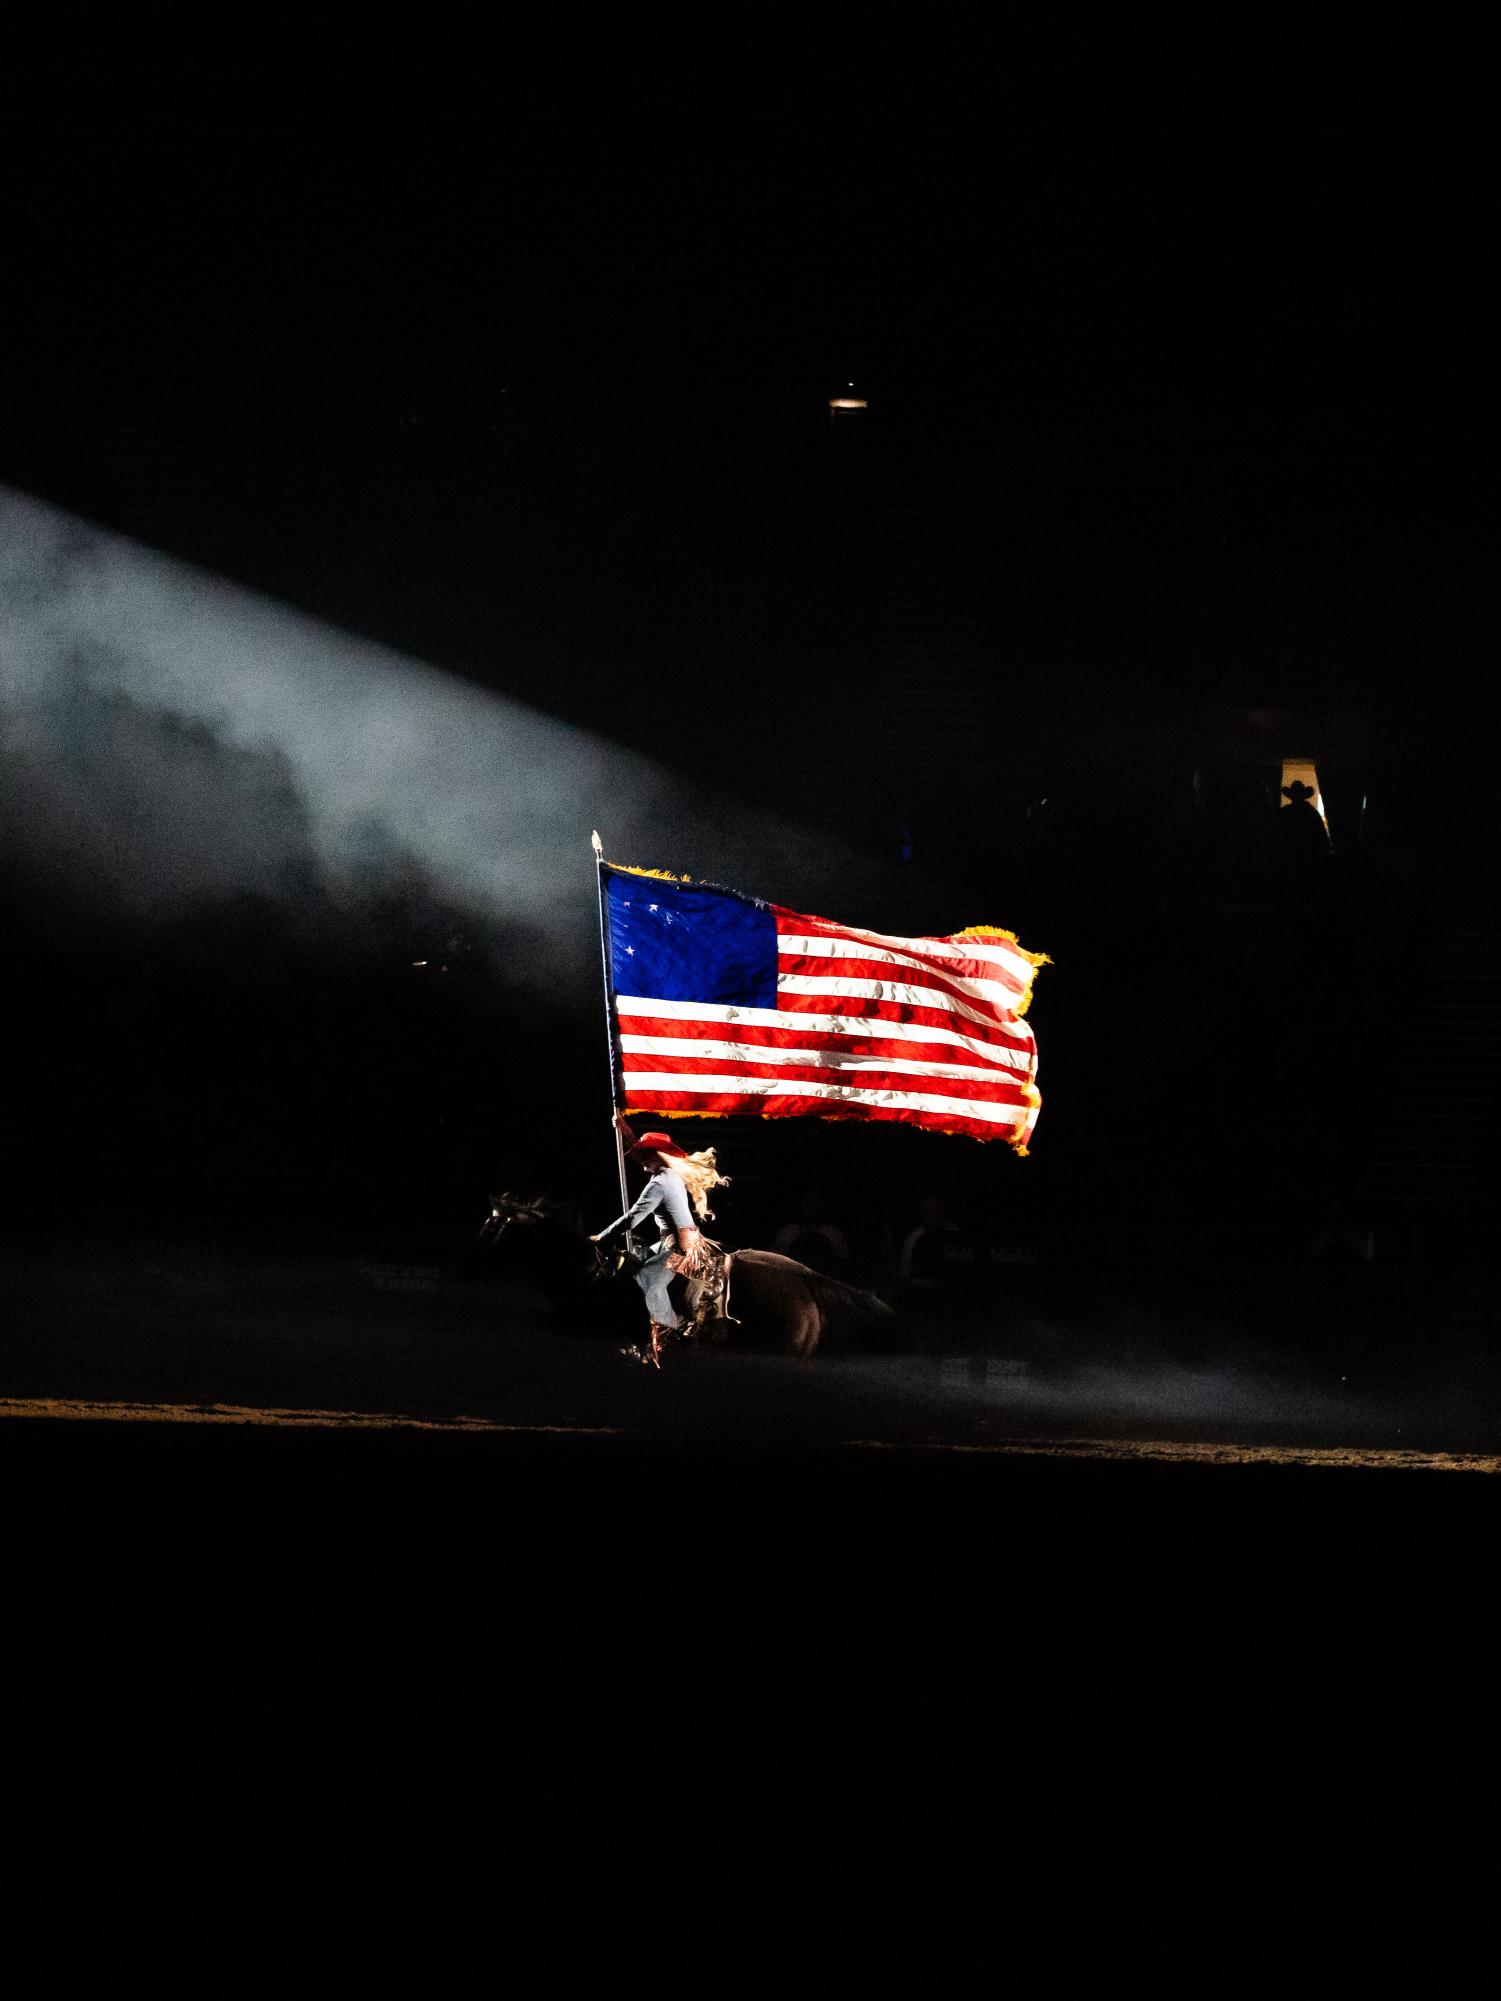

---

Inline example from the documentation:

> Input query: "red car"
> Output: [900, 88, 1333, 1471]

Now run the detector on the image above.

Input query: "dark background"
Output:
[2, 58, 1495, 1336]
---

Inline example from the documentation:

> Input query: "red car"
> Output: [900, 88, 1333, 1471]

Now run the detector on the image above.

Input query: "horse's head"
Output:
[489, 1190, 548, 1229]
[482, 1191, 607, 1285]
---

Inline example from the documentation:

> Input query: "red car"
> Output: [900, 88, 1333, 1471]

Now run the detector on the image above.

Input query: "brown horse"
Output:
[479, 1193, 897, 1360]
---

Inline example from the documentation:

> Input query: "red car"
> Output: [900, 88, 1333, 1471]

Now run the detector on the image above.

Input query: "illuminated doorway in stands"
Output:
[1280, 758, 1329, 830]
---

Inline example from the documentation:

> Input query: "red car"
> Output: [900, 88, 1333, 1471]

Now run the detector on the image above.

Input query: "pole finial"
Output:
[591, 830, 603, 858]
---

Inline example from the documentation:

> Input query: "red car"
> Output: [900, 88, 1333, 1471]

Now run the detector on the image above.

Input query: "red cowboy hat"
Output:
[625, 1130, 688, 1162]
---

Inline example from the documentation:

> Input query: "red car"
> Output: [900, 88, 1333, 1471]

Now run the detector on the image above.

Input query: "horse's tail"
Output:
[806, 1273, 896, 1330]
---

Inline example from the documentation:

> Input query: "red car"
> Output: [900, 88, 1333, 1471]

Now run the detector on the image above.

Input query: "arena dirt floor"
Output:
[4, 1245, 1497, 1663]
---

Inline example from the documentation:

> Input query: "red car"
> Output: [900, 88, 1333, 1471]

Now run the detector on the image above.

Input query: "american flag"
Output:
[605, 864, 1045, 1151]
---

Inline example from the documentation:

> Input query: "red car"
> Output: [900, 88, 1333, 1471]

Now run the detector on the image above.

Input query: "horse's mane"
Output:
[491, 1191, 584, 1233]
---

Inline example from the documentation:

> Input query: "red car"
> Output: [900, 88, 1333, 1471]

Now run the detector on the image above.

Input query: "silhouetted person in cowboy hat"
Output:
[1278, 778, 1332, 876]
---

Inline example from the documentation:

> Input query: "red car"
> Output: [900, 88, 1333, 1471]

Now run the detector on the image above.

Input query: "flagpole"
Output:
[592, 831, 631, 1218]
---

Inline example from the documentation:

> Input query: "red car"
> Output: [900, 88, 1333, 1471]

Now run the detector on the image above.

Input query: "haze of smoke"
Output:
[0, 489, 893, 990]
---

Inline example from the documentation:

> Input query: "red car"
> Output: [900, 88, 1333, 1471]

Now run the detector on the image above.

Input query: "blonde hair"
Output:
[658, 1148, 729, 1224]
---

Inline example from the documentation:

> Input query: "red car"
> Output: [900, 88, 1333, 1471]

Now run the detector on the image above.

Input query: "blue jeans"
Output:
[636, 1248, 681, 1328]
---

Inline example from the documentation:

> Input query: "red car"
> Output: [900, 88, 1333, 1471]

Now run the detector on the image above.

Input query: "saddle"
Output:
[617, 1238, 739, 1368]
[677, 1237, 738, 1341]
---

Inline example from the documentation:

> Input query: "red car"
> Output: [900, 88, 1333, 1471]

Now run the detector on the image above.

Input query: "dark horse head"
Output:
[479, 1192, 608, 1292]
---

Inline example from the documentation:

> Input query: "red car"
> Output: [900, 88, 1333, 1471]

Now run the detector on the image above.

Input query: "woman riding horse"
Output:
[591, 1119, 729, 1365]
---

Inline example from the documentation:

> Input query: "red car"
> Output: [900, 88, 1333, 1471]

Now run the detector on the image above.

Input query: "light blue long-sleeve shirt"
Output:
[598, 1169, 697, 1247]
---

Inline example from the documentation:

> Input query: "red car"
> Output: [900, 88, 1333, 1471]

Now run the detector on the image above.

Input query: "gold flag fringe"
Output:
[623, 1106, 732, 1122]
[604, 861, 696, 884]
[953, 924, 1053, 970]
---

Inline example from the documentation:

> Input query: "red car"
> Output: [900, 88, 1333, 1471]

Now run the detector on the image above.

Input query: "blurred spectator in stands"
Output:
[898, 1194, 975, 1351]
[772, 1189, 850, 1274]
[1198, 765, 1280, 904]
